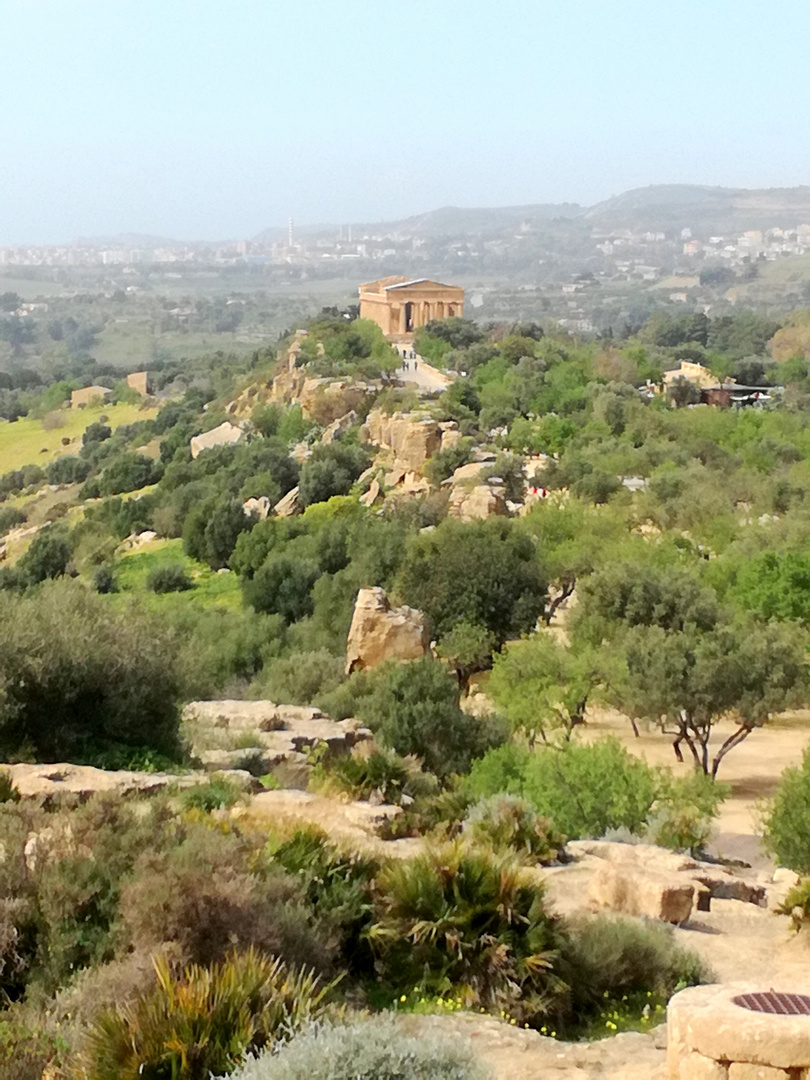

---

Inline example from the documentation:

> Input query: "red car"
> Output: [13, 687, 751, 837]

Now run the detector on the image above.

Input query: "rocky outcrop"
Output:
[345, 587, 430, 674]
[448, 483, 508, 522]
[359, 478, 383, 508]
[361, 410, 442, 471]
[183, 700, 372, 789]
[2, 763, 250, 801]
[190, 421, 245, 459]
[270, 372, 374, 423]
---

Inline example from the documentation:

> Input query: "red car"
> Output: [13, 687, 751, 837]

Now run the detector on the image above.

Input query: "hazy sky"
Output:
[1, 0, 809, 244]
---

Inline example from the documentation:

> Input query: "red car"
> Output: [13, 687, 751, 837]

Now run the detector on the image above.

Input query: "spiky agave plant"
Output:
[366, 841, 569, 1023]
[80, 948, 330, 1080]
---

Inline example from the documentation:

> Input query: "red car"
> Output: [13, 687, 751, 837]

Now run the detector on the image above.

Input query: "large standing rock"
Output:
[361, 410, 442, 471]
[589, 860, 694, 924]
[345, 587, 430, 674]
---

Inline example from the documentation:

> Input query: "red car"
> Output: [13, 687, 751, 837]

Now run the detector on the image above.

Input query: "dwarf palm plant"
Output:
[81, 949, 329, 1080]
[367, 841, 568, 1023]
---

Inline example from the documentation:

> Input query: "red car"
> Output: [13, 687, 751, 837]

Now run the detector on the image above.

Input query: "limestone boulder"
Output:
[588, 860, 694, 924]
[439, 422, 464, 452]
[243, 496, 272, 520]
[345, 586, 430, 674]
[274, 485, 300, 517]
[320, 410, 358, 444]
[449, 461, 487, 486]
[361, 410, 441, 471]
[3, 762, 225, 800]
[359, 478, 382, 508]
[448, 483, 508, 522]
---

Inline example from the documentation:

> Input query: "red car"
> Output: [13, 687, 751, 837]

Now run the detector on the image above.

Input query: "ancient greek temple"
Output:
[358, 277, 464, 339]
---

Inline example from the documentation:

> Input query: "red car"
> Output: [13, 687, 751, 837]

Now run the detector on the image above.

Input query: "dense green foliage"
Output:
[466, 740, 659, 840]
[0, 580, 182, 762]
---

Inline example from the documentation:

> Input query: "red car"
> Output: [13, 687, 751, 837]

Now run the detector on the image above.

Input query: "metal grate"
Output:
[733, 992, 810, 1016]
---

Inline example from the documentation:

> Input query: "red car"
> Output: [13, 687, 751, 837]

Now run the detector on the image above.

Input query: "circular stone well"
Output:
[668, 983, 810, 1078]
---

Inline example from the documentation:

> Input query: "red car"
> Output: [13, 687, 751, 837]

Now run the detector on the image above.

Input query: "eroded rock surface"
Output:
[448, 482, 509, 521]
[361, 409, 442, 471]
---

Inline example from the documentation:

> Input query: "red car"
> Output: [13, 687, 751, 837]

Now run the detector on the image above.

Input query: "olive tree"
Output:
[617, 620, 808, 776]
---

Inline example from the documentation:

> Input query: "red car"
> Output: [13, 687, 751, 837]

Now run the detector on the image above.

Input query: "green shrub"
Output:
[397, 518, 547, 645]
[761, 747, 810, 872]
[353, 659, 506, 780]
[648, 772, 727, 855]
[463, 795, 565, 864]
[559, 914, 709, 1030]
[0, 506, 25, 538]
[466, 739, 658, 840]
[777, 878, 810, 930]
[0, 580, 182, 762]
[367, 841, 567, 1024]
[16, 525, 73, 583]
[378, 787, 473, 842]
[0, 1013, 65, 1080]
[315, 745, 438, 805]
[423, 441, 472, 487]
[80, 949, 328, 1080]
[272, 827, 377, 977]
[118, 825, 328, 973]
[298, 443, 371, 508]
[0, 770, 19, 804]
[181, 776, 243, 812]
[146, 562, 194, 593]
[226, 1017, 492, 1080]
[253, 650, 344, 705]
[93, 563, 118, 594]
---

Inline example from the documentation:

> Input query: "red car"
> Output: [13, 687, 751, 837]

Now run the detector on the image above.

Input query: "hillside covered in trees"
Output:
[3, 301, 810, 1076]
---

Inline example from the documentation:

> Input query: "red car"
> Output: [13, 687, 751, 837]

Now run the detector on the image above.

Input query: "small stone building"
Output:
[126, 371, 150, 396]
[358, 277, 464, 339]
[70, 385, 113, 408]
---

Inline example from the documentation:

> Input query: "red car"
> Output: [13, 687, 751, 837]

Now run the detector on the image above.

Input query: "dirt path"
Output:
[396, 350, 452, 394]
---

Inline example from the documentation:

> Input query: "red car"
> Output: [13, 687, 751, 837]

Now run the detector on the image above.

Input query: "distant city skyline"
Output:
[1, 0, 809, 245]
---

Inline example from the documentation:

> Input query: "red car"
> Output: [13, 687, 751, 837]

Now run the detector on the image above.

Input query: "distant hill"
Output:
[358, 203, 583, 238]
[583, 184, 810, 235]
[254, 185, 810, 243]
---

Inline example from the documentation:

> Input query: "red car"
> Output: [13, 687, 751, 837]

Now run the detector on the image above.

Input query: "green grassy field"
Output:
[0, 401, 158, 474]
[116, 538, 243, 610]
